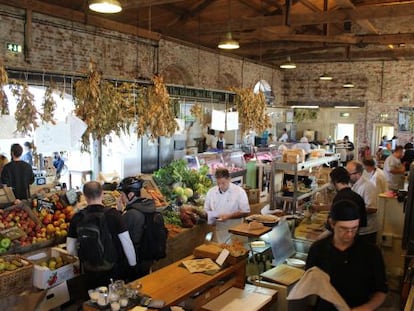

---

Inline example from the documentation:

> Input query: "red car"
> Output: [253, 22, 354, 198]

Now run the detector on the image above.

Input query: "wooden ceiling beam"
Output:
[199, 3, 414, 34]
[334, 0, 379, 34]
[124, 0, 187, 9]
[166, 0, 215, 27]
[0, 0, 161, 41]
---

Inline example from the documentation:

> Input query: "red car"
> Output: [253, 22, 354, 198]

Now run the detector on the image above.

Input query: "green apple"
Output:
[0, 238, 11, 249]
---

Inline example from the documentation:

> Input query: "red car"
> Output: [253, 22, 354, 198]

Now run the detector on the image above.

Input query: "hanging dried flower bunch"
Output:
[10, 80, 38, 135]
[40, 82, 57, 124]
[231, 88, 271, 135]
[74, 60, 131, 151]
[135, 75, 178, 139]
[190, 103, 203, 122]
[0, 62, 8, 115]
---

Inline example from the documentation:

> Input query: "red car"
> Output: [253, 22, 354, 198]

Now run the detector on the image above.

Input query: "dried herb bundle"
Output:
[10, 80, 38, 135]
[0, 63, 8, 115]
[232, 88, 271, 135]
[135, 75, 178, 138]
[190, 104, 203, 122]
[41, 83, 57, 124]
[74, 61, 130, 151]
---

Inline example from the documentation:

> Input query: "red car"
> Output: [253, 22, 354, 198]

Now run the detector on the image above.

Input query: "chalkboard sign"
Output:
[36, 199, 56, 214]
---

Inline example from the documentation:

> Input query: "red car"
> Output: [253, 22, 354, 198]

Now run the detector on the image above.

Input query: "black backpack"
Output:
[76, 207, 118, 272]
[138, 211, 168, 261]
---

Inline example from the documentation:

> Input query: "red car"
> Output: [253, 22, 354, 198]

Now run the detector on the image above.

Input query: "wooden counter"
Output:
[84, 255, 246, 311]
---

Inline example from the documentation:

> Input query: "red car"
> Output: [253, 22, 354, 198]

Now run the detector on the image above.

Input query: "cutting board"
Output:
[228, 223, 272, 238]
[260, 264, 304, 286]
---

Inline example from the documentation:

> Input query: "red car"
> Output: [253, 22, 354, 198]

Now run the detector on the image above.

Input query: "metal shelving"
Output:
[269, 154, 340, 213]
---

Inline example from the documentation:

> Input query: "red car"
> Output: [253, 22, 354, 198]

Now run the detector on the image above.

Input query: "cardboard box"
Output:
[25, 247, 80, 289]
[35, 281, 70, 311]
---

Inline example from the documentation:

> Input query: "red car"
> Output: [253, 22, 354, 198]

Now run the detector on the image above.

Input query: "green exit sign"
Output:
[6, 43, 22, 53]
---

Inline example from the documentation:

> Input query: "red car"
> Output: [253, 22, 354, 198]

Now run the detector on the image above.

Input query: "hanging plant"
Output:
[40, 82, 57, 124]
[135, 75, 178, 139]
[0, 62, 8, 115]
[231, 88, 271, 135]
[10, 80, 38, 135]
[74, 60, 132, 151]
[293, 108, 319, 123]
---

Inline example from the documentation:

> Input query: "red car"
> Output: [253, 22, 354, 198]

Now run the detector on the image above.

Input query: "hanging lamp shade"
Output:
[218, 32, 240, 50]
[280, 57, 296, 69]
[319, 73, 333, 81]
[89, 0, 122, 13]
[343, 82, 355, 88]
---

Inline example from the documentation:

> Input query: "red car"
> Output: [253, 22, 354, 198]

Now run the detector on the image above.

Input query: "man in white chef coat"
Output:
[204, 168, 250, 243]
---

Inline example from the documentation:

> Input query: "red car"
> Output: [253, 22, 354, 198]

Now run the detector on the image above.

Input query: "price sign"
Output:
[36, 199, 56, 214]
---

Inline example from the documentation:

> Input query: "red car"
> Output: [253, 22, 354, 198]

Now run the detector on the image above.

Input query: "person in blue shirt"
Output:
[53, 152, 65, 179]
[21, 141, 33, 167]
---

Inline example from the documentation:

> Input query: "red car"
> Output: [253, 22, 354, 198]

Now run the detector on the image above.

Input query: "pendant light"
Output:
[218, 0, 239, 50]
[319, 73, 333, 81]
[343, 82, 355, 88]
[218, 32, 240, 50]
[280, 57, 296, 69]
[89, 0, 122, 14]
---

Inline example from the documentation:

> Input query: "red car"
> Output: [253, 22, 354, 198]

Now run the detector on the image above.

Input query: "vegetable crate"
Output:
[24, 247, 79, 289]
[0, 255, 33, 298]
[139, 174, 169, 208]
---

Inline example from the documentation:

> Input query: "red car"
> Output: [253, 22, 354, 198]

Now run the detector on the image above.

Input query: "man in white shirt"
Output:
[383, 145, 405, 191]
[346, 160, 378, 244]
[362, 158, 388, 194]
[279, 128, 289, 142]
[204, 168, 250, 243]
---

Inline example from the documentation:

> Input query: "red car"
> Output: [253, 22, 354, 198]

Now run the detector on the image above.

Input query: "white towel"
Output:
[287, 266, 351, 311]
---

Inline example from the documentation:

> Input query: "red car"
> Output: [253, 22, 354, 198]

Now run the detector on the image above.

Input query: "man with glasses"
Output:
[204, 168, 250, 242]
[306, 200, 388, 310]
[346, 160, 378, 244]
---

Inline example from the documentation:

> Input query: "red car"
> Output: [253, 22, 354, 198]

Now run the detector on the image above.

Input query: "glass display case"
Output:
[185, 150, 247, 185]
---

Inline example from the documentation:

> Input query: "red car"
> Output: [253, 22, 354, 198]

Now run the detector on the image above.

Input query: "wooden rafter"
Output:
[166, 0, 215, 27]
[199, 3, 414, 33]
[334, 0, 379, 34]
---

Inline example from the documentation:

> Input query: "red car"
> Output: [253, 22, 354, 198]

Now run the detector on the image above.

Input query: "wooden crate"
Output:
[243, 187, 260, 204]
[0, 187, 15, 207]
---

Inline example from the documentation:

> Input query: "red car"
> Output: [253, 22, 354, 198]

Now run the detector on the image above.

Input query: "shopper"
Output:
[21, 141, 33, 167]
[204, 168, 250, 243]
[362, 158, 388, 194]
[0, 143, 34, 200]
[53, 152, 65, 180]
[117, 177, 157, 279]
[346, 160, 378, 244]
[383, 145, 405, 191]
[402, 143, 414, 171]
[66, 181, 137, 289]
[205, 129, 216, 150]
[306, 200, 388, 310]
[343, 135, 354, 162]
[293, 137, 311, 154]
[278, 128, 289, 142]
[0, 153, 8, 177]
[267, 133, 275, 144]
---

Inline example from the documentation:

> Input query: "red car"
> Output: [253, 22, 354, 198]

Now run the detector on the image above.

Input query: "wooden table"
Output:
[84, 255, 246, 310]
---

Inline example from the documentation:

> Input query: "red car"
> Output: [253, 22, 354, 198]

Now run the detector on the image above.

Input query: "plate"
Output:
[286, 258, 306, 268]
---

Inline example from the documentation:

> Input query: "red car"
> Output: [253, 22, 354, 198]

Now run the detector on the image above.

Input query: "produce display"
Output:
[153, 159, 212, 205]
[0, 256, 29, 273]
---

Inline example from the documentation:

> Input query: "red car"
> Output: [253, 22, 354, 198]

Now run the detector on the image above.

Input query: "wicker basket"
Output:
[0, 255, 33, 297]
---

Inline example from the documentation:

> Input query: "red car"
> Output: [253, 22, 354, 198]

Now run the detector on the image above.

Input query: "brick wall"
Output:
[1, 3, 413, 150]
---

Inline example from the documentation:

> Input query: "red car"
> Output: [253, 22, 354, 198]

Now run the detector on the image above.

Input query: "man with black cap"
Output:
[306, 200, 388, 310]
[117, 176, 156, 279]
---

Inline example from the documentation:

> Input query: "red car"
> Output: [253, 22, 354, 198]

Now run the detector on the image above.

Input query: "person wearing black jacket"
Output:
[0, 143, 34, 200]
[117, 177, 155, 279]
[402, 143, 414, 171]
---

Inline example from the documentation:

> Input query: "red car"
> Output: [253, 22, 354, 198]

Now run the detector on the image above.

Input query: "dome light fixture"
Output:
[218, 32, 240, 50]
[89, 0, 122, 14]
[280, 57, 296, 69]
[319, 73, 333, 81]
[343, 82, 355, 88]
